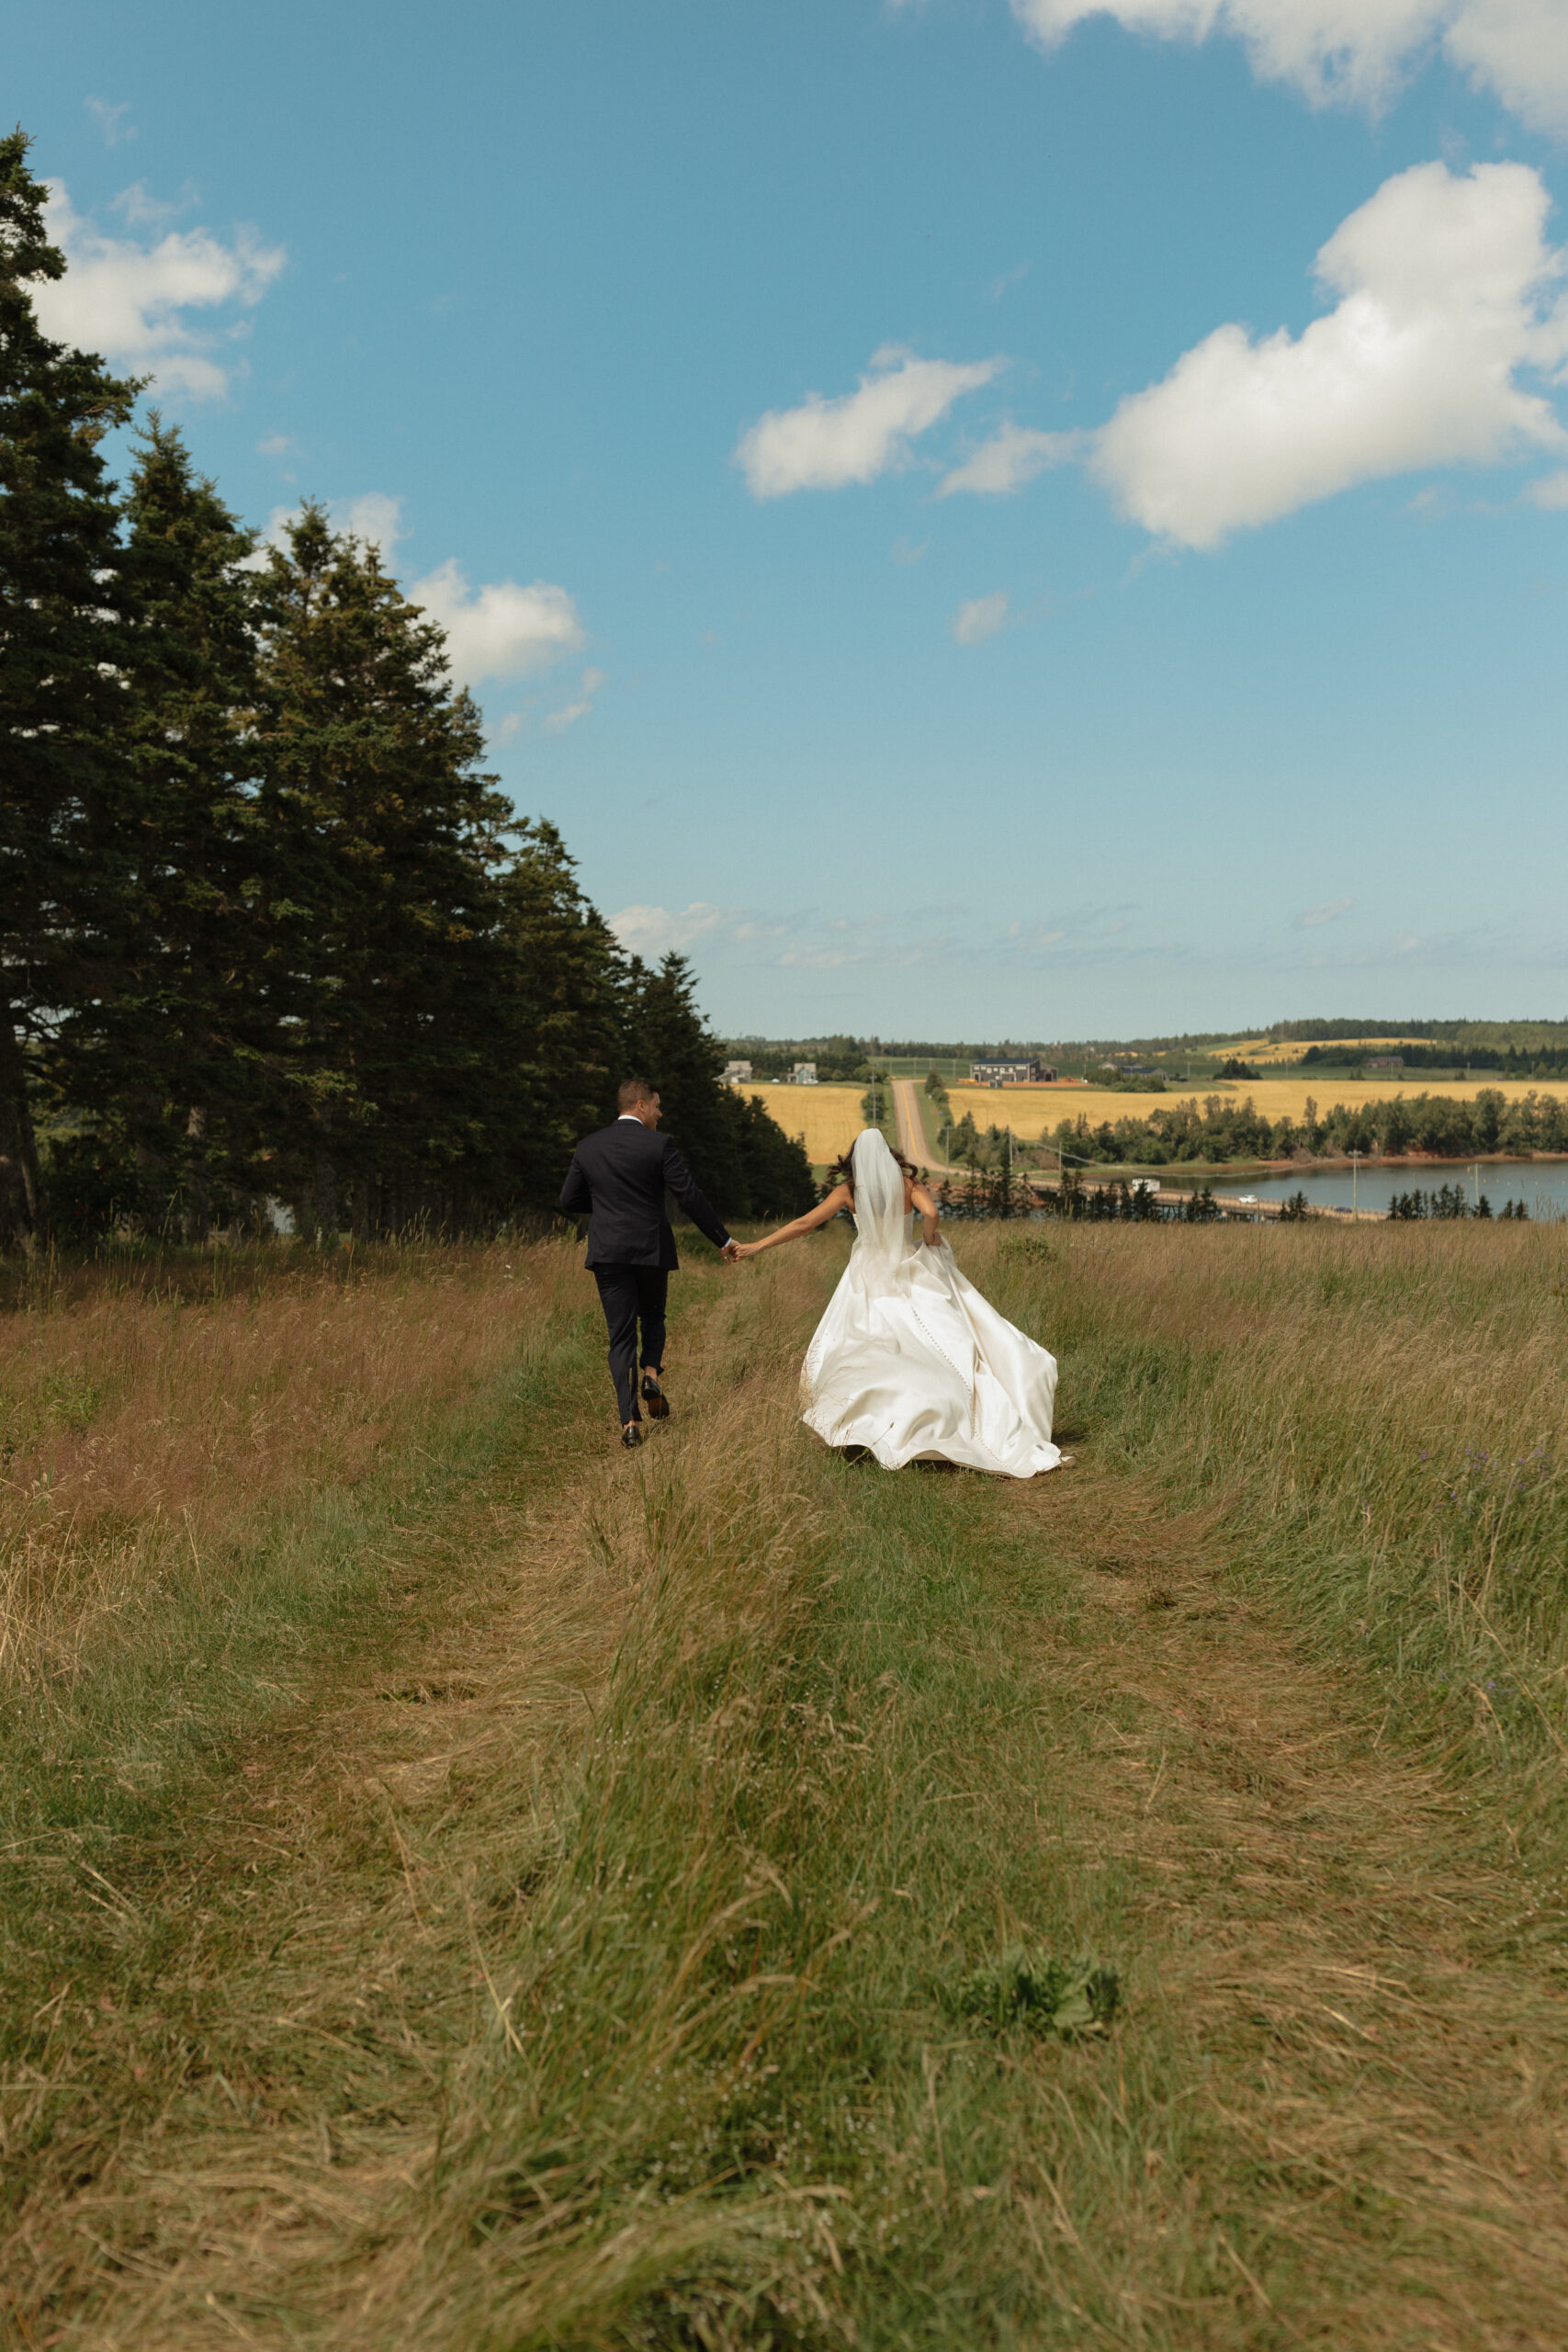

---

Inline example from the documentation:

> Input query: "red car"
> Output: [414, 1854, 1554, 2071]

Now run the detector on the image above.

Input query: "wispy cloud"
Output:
[953, 590, 1010, 644]
[542, 666, 607, 734]
[1294, 896, 1355, 929]
[735, 345, 1000, 497]
[108, 182, 199, 232]
[987, 260, 1032, 301]
[607, 902, 741, 957]
[85, 96, 135, 147]
[940, 421, 1077, 497]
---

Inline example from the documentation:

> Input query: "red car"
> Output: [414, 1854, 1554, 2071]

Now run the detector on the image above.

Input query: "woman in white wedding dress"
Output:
[733, 1128, 1061, 1478]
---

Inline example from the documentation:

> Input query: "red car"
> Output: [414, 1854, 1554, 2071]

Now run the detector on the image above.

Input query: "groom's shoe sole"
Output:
[641, 1383, 671, 1420]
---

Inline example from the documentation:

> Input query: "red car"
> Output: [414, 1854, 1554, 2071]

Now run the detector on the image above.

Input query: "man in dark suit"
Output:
[558, 1076, 738, 1448]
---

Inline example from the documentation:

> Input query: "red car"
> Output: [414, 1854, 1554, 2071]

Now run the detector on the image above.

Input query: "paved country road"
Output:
[891, 1076, 938, 1167]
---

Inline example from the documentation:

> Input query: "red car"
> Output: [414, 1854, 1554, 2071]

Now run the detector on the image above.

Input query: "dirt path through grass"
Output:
[1014, 1455, 1568, 2344]
[7, 1229, 1568, 2347]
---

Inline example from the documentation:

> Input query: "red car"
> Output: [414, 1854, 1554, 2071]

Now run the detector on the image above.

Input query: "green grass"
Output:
[6, 1223, 1568, 2346]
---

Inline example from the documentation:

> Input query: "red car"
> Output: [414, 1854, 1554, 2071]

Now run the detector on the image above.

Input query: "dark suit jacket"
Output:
[558, 1118, 731, 1269]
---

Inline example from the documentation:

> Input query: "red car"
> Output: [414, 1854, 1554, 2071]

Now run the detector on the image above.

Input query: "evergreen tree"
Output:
[623, 952, 750, 1217]
[0, 130, 141, 1250]
[480, 820, 625, 1213]
[47, 418, 263, 1238]
[721, 1089, 815, 1218]
[250, 507, 511, 1238]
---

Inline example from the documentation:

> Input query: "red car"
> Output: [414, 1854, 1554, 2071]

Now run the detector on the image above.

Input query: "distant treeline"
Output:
[728, 1018, 1568, 1075]
[1299, 1041, 1568, 1078]
[1048, 1089, 1568, 1169]
[1269, 1017, 1568, 1051]
[0, 133, 811, 1251]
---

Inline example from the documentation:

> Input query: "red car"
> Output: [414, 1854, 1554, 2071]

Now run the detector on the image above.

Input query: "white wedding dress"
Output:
[800, 1130, 1061, 1478]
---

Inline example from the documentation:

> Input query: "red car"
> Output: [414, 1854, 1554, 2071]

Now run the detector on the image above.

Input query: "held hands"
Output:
[721, 1238, 742, 1264]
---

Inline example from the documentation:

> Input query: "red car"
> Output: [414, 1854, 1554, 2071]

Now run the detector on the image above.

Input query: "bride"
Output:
[733, 1128, 1061, 1478]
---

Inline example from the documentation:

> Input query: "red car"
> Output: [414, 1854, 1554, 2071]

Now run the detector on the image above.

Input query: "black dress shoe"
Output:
[621, 1424, 643, 1449]
[640, 1374, 671, 1420]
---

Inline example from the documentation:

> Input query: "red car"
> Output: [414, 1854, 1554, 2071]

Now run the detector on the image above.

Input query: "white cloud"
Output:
[953, 590, 1010, 643]
[335, 492, 405, 550]
[409, 560, 585, 688]
[607, 902, 739, 957]
[1446, 1, 1568, 134]
[256, 432, 293, 459]
[735, 345, 1000, 497]
[36, 183, 285, 398]
[542, 666, 607, 734]
[1010, 1, 1568, 134]
[1528, 468, 1568, 507]
[940, 421, 1077, 496]
[1087, 161, 1568, 547]
[1295, 896, 1355, 927]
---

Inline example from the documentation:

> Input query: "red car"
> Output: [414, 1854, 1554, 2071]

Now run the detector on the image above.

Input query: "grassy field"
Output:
[945, 1073, 1568, 1142]
[6, 1221, 1568, 2346]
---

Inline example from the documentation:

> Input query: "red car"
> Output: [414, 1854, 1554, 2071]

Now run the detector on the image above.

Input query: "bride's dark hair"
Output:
[829, 1137, 919, 1202]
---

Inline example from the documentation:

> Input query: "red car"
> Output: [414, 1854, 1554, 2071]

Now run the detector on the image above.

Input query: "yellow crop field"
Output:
[745, 1082, 869, 1164]
[1221, 1036, 1437, 1068]
[944, 1075, 1568, 1141]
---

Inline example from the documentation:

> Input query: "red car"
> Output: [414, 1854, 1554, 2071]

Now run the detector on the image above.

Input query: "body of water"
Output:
[1206, 1162, 1568, 1218]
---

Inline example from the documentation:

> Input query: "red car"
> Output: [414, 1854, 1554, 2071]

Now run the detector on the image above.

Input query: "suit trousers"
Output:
[592, 1264, 669, 1424]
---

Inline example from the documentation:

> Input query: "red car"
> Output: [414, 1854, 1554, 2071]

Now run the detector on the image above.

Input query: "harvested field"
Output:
[947, 1072, 1568, 1141]
[745, 1080, 869, 1164]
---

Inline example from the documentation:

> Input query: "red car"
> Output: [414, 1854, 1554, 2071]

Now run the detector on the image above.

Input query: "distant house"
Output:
[792, 1061, 818, 1086]
[1366, 1055, 1404, 1072]
[971, 1058, 1056, 1086]
[722, 1059, 753, 1086]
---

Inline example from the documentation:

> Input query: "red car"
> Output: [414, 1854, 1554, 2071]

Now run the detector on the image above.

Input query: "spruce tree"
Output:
[624, 951, 750, 1217]
[48, 418, 263, 1238]
[251, 506, 511, 1238]
[0, 130, 140, 1250]
[483, 820, 624, 1211]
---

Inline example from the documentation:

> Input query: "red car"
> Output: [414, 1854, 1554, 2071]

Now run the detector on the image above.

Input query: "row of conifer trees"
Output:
[1, 130, 812, 1251]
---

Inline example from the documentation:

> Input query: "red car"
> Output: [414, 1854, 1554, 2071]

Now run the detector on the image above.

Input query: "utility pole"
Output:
[1349, 1148, 1362, 1214]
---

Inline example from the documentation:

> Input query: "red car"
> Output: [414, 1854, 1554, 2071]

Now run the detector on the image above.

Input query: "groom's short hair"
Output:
[617, 1077, 659, 1112]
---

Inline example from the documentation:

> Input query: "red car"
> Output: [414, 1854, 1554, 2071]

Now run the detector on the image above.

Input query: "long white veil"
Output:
[850, 1129, 908, 1283]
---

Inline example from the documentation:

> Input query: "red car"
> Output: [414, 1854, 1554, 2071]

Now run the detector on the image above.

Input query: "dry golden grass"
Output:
[947, 1072, 1568, 1139]
[1, 1245, 836, 2349]
[0, 1241, 579, 1683]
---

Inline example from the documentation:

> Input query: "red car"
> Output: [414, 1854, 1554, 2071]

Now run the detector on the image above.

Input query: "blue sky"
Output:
[19, 0, 1568, 1038]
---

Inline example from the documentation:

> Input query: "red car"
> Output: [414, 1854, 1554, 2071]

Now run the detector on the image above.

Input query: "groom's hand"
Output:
[721, 1238, 741, 1262]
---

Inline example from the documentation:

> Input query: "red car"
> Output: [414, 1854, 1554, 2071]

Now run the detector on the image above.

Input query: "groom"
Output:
[558, 1078, 738, 1449]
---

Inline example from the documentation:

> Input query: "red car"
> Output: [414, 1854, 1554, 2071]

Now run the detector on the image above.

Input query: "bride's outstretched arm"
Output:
[732, 1182, 852, 1259]
[910, 1182, 941, 1246]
